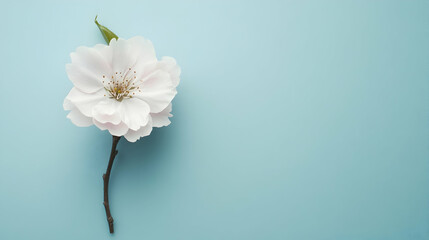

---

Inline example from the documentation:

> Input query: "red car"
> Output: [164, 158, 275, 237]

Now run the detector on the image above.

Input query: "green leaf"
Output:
[94, 16, 118, 44]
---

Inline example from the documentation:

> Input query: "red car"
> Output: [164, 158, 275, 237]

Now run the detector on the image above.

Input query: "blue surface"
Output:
[1, 0, 428, 239]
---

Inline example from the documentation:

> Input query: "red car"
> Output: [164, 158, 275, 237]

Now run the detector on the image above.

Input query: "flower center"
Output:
[102, 68, 142, 101]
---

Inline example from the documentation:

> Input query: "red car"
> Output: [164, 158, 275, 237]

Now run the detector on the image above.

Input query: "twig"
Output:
[103, 135, 121, 233]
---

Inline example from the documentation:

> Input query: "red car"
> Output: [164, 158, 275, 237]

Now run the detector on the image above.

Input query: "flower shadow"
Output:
[112, 127, 175, 185]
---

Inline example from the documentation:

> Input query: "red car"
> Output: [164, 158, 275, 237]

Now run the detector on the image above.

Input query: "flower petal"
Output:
[110, 37, 156, 73]
[158, 56, 181, 87]
[124, 117, 153, 142]
[119, 98, 150, 130]
[92, 99, 122, 125]
[110, 38, 135, 73]
[63, 98, 74, 111]
[135, 70, 176, 113]
[64, 98, 93, 127]
[151, 103, 172, 128]
[93, 44, 113, 68]
[67, 46, 112, 93]
[71, 46, 112, 76]
[65, 87, 105, 117]
[109, 37, 157, 83]
[128, 36, 157, 66]
[66, 64, 104, 93]
[93, 119, 129, 136]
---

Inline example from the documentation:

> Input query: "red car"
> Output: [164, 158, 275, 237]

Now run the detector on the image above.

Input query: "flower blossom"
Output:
[64, 37, 180, 142]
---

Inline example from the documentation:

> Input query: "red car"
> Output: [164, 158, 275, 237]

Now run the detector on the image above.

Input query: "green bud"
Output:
[95, 16, 118, 44]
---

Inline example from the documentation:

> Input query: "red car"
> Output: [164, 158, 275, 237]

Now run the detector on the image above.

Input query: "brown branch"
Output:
[103, 135, 121, 233]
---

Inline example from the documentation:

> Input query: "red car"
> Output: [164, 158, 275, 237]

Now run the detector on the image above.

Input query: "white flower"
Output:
[64, 37, 180, 142]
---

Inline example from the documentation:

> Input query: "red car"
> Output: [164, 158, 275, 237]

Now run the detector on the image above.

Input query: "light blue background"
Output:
[1, 0, 428, 239]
